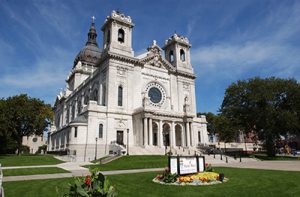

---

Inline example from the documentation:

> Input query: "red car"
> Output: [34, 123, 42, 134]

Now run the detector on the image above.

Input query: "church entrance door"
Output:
[153, 122, 158, 146]
[175, 124, 182, 146]
[162, 123, 170, 146]
[117, 130, 124, 145]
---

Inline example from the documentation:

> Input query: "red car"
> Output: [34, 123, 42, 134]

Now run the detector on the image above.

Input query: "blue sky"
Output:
[0, 0, 299, 113]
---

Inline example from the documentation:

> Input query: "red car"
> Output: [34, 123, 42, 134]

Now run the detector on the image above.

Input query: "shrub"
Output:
[20, 145, 30, 154]
[64, 169, 116, 197]
[156, 167, 178, 183]
[205, 163, 213, 172]
[37, 145, 47, 154]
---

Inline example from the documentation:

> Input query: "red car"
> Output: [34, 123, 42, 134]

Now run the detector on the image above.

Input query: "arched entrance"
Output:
[162, 123, 170, 146]
[152, 122, 158, 146]
[175, 124, 182, 146]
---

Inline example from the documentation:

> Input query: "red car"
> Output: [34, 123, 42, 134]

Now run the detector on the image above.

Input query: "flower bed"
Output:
[153, 165, 228, 186]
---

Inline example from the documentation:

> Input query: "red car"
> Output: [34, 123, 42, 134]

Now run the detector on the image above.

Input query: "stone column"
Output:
[171, 122, 176, 147]
[186, 122, 190, 147]
[149, 118, 153, 146]
[159, 120, 163, 147]
[143, 118, 148, 146]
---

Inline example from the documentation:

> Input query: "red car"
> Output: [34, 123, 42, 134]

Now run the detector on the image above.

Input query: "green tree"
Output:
[221, 77, 300, 156]
[0, 94, 53, 154]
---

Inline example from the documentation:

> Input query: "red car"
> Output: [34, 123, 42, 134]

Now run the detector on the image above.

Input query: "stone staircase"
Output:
[100, 155, 123, 164]
[127, 146, 256, 165]
[202, 153, 258, 165]
[0, 164, 4, 197]
[128, 146, 201, 156]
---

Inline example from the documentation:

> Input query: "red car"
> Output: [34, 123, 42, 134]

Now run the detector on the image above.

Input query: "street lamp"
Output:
[127, 129, 129, 155]
[94, 137, 98, 161]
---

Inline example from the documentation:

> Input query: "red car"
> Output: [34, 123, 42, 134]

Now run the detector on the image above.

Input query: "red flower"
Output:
[205, 163, 209, 167]
[85, 175, 92, 185]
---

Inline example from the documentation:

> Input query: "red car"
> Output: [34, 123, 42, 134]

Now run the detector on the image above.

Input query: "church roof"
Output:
[73, 19, 102, 67]
[70, 115, 88, 124]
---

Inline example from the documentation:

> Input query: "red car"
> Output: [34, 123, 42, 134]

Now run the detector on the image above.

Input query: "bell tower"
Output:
[101, 10, 134, 56]
[162, 33, 193, 73]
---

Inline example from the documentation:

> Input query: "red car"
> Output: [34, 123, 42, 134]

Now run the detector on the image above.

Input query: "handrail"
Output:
[0, 163, 3, 197]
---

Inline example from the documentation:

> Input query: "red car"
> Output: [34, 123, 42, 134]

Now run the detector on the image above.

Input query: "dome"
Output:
[73, 20, 102, 67]
[74, 44, 102, 66]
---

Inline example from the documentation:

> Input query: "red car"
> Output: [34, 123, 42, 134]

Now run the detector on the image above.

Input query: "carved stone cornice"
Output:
[97, 51, 141, 66]
[101, 10, 134, 31]
[163, 33, 191, 49]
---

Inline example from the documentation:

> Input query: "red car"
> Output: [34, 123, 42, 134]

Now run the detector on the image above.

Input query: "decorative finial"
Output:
[91, 16, 96, 23]
[153, 40, 157, 45]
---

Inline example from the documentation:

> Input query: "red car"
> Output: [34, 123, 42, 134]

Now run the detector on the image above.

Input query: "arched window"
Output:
[102, 84, 106, 106]
[77, 98, 82, 114]
[180, 49, 185, 62]
[118, 85, 123, 106]
[74, 127, 78, 138]
[169, 50, 174, 62]
[66, 107, 70, 123]
[99, 124, 103, 138]
[107, 30, 110, 44]
[84, 94, 89, 105]
[92, 89, 98, 102]
[118, 29, 125, 43]
[71, 105, 75, 120]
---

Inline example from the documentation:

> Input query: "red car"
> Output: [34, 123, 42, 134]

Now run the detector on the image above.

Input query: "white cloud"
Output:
[0, 47, 73, 88]
[192, 1, 300, 82]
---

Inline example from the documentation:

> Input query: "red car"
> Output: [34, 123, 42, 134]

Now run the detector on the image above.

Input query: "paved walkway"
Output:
[3, 168, 164, 182]
[214, 160, 300, 171]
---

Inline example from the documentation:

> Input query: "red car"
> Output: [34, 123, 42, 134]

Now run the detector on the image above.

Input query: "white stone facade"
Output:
[48, 11, 209, 161]
[22, 134, 45, 154]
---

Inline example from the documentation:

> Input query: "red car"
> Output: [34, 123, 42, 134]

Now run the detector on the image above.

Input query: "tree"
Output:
[221, 77, 300, 156]
[0, 94, 53, 154]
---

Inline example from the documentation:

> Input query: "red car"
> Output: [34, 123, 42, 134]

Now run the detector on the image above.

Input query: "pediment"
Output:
[139, 41, 176, 72]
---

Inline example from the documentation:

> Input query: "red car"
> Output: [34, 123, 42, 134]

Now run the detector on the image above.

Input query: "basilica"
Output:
[48, 11, 209, 161]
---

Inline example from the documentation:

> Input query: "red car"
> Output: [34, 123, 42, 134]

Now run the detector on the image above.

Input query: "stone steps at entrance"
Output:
[128, 146, 257, 164]
[128, 146, 200, 156]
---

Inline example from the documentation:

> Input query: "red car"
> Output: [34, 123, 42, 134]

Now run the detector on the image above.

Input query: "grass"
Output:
[3, 167, 69, 176]
[84, 155, 168, 171]
[0, 154, 64, 167]
[253, 154, 300, 161]
[3, 178, 73, 197]
[3, 167, 300, 197]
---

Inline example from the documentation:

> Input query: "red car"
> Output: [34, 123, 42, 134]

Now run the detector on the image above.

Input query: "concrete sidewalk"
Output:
[2, 161, 94, 170]
[3, 168, 164, 182]
[214, 160, 300, 171]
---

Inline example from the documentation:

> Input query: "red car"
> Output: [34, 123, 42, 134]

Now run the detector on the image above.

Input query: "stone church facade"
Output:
[48, 11, 208, 161]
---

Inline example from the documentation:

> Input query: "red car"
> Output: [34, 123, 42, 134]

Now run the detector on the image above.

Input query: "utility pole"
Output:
[94, 137, 98, 160]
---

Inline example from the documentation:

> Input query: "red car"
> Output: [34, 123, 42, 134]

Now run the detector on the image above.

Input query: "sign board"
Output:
[169, 155, 205, 175]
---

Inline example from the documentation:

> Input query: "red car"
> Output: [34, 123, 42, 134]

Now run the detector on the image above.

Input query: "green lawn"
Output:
[84, 155, 168, 171]
[3, 177, 72, 197]
[3, 167, 300, 197]
[3, 167, 69, 176]
[0, 154, 64, 167]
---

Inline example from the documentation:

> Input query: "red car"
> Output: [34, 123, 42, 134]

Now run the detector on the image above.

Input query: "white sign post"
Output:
[169, 155, 205, 175]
